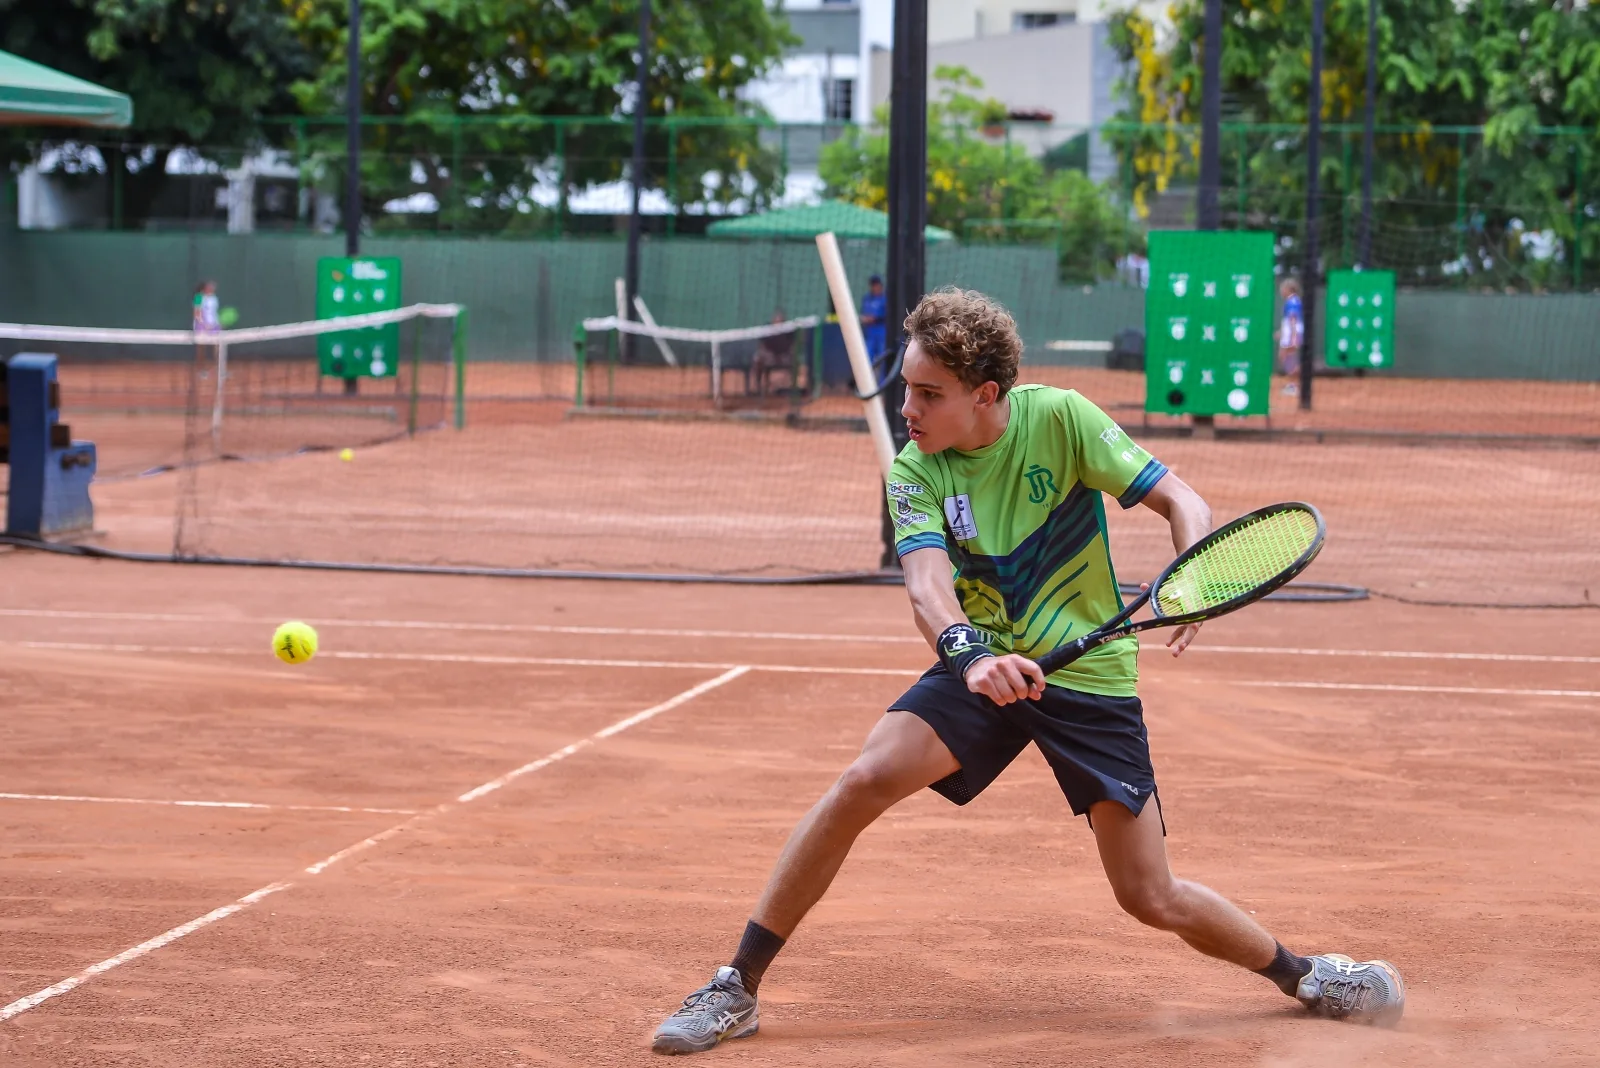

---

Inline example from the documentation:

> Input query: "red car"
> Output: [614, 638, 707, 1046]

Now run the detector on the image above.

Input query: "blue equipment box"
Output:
[4, 353, 97, 538]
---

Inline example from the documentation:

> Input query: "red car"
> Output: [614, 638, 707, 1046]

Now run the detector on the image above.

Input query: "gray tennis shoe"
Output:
[1296, 953, 1406, 1025]
[652, 966, 759, 1055]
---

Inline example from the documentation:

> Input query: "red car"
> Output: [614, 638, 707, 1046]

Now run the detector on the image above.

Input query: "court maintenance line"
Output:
[1237, 680, 1600, 698]
[0, 665, 750, 1024]
[4, 607, 1598, 663]
[0, 793, 416, 815]
[16, 642, 1600, 699]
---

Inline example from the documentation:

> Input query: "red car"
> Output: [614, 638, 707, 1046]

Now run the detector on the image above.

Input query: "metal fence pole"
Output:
[1300, 0, 1325, 410]
[1574, 137, 1584, 290]
[451, 116, 463, 229]
[667, 118, 677, 237]
[294, 119, 307, 231]
[1455, 128, 1467, 272]
[1341, 131, 1352, 266]
[1236, 126, 1247, 229]
[554, 120, 567, 237]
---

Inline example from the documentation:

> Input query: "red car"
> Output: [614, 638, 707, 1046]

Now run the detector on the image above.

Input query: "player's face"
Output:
[901, 343, 989, 452]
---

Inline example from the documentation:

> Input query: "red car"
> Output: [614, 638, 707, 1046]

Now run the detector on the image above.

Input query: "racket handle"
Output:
[1035, 636, 1093, 676]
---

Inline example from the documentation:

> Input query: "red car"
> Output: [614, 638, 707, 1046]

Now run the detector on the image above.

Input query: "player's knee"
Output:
[1113, 879, 1186, 931]
[831, 759, 908, 815]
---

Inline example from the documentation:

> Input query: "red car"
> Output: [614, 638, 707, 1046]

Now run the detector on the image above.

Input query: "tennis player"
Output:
[652, 288, 1404, 1054]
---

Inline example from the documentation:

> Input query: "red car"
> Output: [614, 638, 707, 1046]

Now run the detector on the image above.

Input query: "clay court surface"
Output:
[4, 552, 1600, 1066]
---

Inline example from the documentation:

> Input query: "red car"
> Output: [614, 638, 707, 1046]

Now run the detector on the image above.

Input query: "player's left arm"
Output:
[1138, 473, 1214, 656]
[1060, 389, 1214, 657]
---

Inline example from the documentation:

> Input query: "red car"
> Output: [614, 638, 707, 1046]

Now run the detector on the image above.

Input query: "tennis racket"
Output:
[1033, 502, 1326, 675]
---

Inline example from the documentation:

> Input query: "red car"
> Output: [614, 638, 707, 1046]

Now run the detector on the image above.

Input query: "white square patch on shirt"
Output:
[943, 494, 978, 541]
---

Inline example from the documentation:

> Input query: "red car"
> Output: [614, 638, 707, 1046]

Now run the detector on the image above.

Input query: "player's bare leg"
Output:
[1089, 798, 1277, 966]
[653, 711, 956, 1054]
[1090, 799, 1404, 1024]
[750, 709, 959, 936]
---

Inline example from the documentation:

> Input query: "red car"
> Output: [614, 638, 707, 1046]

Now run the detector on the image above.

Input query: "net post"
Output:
[606, 327, 616, 404]
[210, 340, 228, 456]
[810, 316, 823, 399]
[407, 312, 422, 435]
[711, 338, 723, 409]
[573, 323, 587, 408]
[451, 307, 468, 430]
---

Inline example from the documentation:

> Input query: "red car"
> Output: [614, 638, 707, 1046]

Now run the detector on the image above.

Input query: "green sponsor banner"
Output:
[316, 257, 402, 378]
[1144, 231, 1275, 417]
[1325, 269, 1395, 369]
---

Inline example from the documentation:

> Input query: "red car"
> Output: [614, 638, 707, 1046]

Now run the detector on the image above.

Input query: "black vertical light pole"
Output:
[344, 0, 362, 395]
[1197, 0, 1223, 229]
[345, 0, 361, 258]
[881, 0, 928, 567]
[624, 0, 652, 364]
[1300, 0, 1325, 409]
[1357, 0, 1377, 267]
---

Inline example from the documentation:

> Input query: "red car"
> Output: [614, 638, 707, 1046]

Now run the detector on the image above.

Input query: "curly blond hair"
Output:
[903, 287, 1022, 394]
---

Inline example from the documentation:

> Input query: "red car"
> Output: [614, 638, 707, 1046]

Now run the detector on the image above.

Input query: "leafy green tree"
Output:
[1, 0, 310, 145]
[0, 0, 312, 217]
[284, 0, 797, 230]
[1105, 0, 1600, 289]
[820, 67, 1136, 282]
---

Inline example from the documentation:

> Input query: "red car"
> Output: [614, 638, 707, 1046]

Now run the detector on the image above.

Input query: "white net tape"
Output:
[0, 303, 464, 347]
[0, 304, 463, 451]
[580, 314, 819, 344]
[579, 314, 821, 406]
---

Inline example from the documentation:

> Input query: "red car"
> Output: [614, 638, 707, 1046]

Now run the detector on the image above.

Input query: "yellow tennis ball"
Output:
[339, 448, 354, 462]
[272, 621, 318, 665]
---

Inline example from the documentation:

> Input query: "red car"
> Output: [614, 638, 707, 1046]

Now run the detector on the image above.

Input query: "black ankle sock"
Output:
[1254, 942, 1313, 997]
[729, 920, 785, 996]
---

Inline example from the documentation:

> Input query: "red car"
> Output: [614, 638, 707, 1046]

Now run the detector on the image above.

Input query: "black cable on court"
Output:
[0, 534, 1373, 600]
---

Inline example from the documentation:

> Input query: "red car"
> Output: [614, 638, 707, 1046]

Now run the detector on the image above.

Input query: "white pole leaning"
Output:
[210, 340, 228, 455]
[815, 231, 897, 477]
[632, 295, 679, 367]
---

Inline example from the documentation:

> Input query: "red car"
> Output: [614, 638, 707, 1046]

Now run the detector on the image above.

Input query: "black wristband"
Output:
[937, 623, 994, 680]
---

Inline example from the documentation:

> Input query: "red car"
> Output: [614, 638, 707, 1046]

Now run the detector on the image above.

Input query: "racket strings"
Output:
[1155, 508, 1321, 615]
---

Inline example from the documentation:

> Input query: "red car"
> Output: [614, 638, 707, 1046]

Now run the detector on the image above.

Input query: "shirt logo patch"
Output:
[887, 481, 924, 496]
[1100, 425, 1123, 446]
[1024, 465, 1059, 505]
[943, 494, 978, 541]
[892, 495, 929, 530]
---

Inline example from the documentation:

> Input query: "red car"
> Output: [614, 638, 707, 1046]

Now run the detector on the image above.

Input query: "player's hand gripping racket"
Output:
[1033, 502, 1325, 676]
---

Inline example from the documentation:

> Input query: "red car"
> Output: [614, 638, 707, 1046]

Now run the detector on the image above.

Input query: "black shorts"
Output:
[891, 665, 1160, 822]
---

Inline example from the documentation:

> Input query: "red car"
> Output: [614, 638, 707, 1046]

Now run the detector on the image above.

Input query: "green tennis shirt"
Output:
[888, 385, 1169, 697]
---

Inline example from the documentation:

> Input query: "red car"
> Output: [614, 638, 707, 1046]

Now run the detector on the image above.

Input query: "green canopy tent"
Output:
[0, 50, 132, 127]
[706, 199, 952, 242]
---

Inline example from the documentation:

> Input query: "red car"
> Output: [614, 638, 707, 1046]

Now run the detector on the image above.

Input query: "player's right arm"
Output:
[902, 548, 1045, 706]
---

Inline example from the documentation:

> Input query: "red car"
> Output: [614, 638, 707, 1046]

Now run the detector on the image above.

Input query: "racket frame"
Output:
[1033, 502, 1326, 675]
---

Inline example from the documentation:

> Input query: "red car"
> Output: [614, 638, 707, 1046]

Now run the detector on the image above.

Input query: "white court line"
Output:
[0, 665, 750, 1023]
[0, 793, 415, 815]
[1195, 645, 1600, 665]
[16, 642, 1600, 699]
[1237, 680, 1600, 699]
[0, 608, 921, 645]
[17, 641, 916, 676]
[3, 608, 1595, 664]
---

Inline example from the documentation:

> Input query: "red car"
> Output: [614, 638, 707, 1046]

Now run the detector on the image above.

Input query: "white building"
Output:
[744, 1, 881, 125]
[866, 4, 1130, 183]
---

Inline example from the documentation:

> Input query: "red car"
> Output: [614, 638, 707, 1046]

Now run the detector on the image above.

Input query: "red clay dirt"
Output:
[49, 360, 1600, 606]
[3, 553, 1599, 1066]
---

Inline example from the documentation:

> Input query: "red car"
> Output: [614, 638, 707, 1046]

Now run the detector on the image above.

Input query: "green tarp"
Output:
[0, 50, 132, 128]
[706, 199, 953, 242]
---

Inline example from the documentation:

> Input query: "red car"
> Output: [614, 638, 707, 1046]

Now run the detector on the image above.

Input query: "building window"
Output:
[1013, 12, 1076, 30]
[825, 78, 854, 122]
